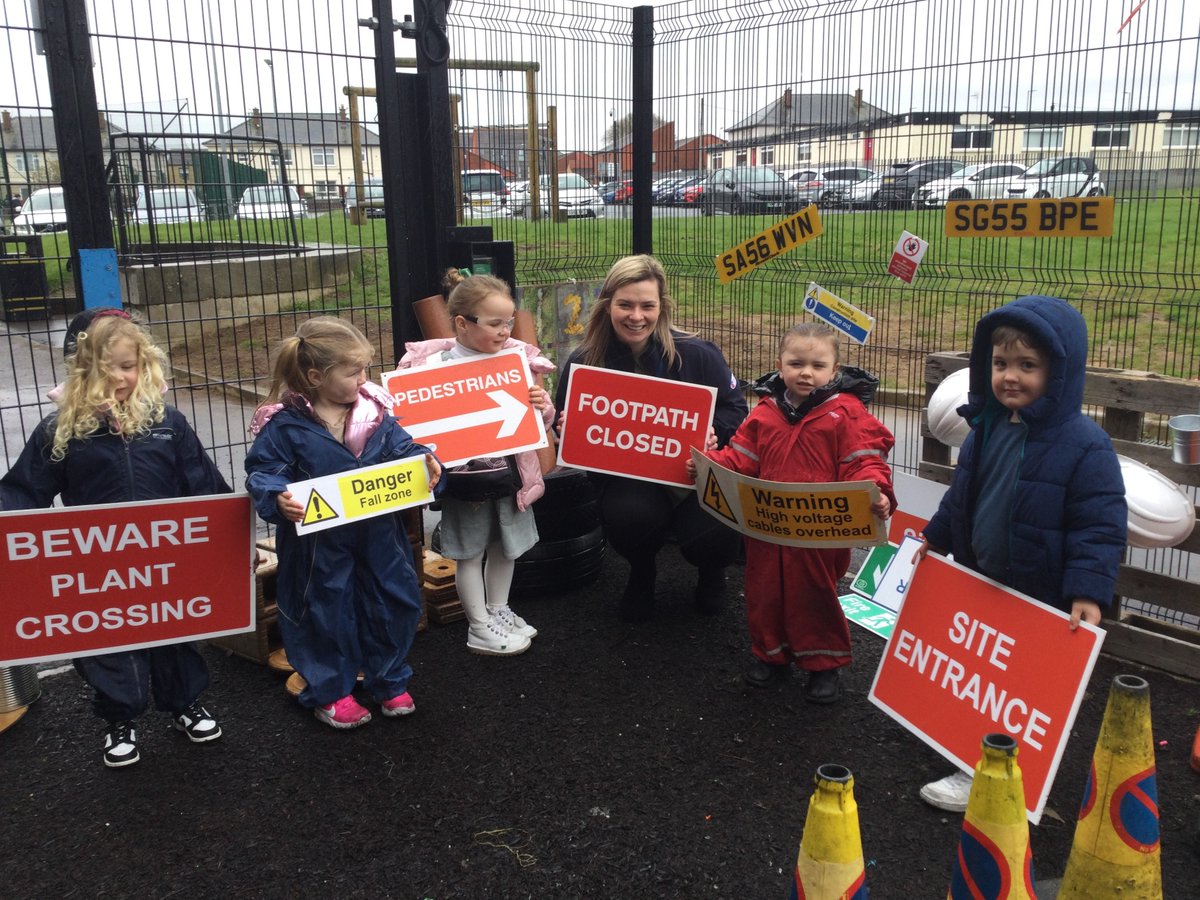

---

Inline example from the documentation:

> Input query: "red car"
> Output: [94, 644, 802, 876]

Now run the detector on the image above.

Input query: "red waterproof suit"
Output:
[707, 369, 896, 672]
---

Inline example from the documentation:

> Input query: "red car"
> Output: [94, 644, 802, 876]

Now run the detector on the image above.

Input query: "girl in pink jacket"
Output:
[398, 271, 554, 656]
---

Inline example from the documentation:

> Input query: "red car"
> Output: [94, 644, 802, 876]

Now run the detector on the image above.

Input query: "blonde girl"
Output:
[245, 316, 442, 729]
[1, 309, 231, 767]
[398, 270, 554, 656]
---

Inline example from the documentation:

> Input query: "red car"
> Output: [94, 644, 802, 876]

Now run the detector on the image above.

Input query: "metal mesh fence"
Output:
[2, 0, 1198, 498]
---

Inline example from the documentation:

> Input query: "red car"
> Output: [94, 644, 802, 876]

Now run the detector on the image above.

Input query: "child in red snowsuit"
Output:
[697, 323, 896, 703]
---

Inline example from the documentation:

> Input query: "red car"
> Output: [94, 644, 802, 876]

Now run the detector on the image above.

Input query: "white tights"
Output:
[455, 540, 516, 626]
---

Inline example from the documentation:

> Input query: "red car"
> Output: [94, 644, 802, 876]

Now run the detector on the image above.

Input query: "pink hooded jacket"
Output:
[399, 338, 554, 511]
[249, 381, 396, 459]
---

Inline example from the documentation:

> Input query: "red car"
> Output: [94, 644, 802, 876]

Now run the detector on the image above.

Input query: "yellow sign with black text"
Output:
[945, 196, 1114, 238]
[693, 451, 886, 548]
[288, 456, 433, 535]
[715, 205, 824, 284]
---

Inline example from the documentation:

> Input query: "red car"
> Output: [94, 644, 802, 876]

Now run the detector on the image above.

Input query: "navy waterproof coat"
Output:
[245, 393, 440, 708]
[922, 295, 1127, 611]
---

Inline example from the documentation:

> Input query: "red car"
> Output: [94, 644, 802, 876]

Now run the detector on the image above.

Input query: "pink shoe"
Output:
[380, 691, 415, 718]
[314, 695, 372, 729]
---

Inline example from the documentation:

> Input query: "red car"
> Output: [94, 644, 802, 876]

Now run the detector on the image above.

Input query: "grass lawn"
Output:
[30, 195, 1200, 383]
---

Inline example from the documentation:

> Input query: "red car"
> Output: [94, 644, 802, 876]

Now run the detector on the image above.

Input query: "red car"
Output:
[681, 183, 705, 205]
[612, 180, 634, 203]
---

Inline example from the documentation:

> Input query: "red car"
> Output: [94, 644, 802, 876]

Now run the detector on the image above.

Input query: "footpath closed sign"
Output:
[289, 456, 433, 535]
[0, 494, 255, 665]
[869, 552, 1104, 823]
[558, 366, 715, 487]
[693, 452, 887, 548]
[381, 348, 547, 468]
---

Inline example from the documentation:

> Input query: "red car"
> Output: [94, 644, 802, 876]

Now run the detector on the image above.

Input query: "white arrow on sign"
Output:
[402, 390, 528, 440]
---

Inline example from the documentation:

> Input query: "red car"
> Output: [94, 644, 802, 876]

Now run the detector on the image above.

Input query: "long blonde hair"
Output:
[52, 314, 168, 460]
[261, 316, 374, 406]
[580, 254, 687, 370]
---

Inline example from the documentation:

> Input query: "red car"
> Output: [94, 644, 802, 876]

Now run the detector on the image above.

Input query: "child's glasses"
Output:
[463, 315, 515, 331]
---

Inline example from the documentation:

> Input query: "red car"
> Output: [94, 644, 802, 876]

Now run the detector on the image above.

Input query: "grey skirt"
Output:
[437, 495, 539, 560]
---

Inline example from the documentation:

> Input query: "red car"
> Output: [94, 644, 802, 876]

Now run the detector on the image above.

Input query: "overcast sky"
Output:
[1, 0, 1195, 150]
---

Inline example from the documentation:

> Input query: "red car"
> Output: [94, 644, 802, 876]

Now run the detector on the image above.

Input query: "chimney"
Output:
[98, 111, 107, 132]
[783, 88, 793, 109]
[339, 105, 348, 123]
[251, 107, 262, 131]
[2, 110, 11, 133]
[853, 88, 863, 111]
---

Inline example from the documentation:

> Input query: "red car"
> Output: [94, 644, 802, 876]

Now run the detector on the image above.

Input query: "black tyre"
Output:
[948, 189, 970, 201]
[871, 192, 889, 210]
[1033, 190, 1051, 199]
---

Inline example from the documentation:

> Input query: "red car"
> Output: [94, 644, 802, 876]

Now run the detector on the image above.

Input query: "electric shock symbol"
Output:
[302, 490, 339, 526]
[702, 470, 737, 524]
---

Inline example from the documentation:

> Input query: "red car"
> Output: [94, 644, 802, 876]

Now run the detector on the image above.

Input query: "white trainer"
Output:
[490, 605, 537, 639]
[466, 615, 531, 656]
[919, 770, 974, 812]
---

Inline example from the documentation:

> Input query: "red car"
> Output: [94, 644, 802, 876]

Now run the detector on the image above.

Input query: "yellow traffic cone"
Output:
[1059, 674, 1162, 898]
[789, 764, 867, 900]
[947, 734, 1036, 899]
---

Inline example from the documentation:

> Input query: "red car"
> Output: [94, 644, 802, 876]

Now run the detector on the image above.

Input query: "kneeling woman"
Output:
[554, 255, 748, 621]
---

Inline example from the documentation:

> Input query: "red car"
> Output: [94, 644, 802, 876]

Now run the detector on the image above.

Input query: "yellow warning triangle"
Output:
[702, 469, 737, 524]
[302, 489, 339, 526]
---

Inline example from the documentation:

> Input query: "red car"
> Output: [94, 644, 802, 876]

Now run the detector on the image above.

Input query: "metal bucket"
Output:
[0, 665, 41, 713]
[1168, 414, 1200, 466]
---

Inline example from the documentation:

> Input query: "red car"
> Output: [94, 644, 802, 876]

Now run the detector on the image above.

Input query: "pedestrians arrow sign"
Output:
[381, 348, 548, 467]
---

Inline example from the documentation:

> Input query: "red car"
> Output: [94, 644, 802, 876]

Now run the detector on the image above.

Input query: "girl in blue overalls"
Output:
[1, 310, 230, 767]
[246, 316, 443, 729]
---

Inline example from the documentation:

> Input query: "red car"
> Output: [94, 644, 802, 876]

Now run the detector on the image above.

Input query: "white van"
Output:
[132, 186, 205, 225]
[460, 170, 510, 217]
[236, 184, 306, 220]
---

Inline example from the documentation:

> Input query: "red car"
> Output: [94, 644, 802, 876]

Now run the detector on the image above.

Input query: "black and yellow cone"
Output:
[1059, 674, 1162, 898]
[947, 734, 1036, 899]
[788, 764, 867, 899]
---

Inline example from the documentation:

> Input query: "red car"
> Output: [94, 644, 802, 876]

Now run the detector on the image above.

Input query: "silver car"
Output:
[915, 162, 1028, 208]
[1004, 157, 1106, 199]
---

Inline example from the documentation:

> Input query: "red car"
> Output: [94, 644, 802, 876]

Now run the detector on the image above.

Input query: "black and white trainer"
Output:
[172, 702, 222, 743]
[103, 720, 140, 768]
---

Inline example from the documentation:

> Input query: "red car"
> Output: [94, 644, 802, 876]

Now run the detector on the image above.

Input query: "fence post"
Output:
[631, 5, 654, 255]
[39, 0, 115, 308]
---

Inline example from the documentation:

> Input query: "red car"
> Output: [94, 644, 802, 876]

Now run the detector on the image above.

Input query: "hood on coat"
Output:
[961, 294, 1088, 428]
[752, 364, 879, 423]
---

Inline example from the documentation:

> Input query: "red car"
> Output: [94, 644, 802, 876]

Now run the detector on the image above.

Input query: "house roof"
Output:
[728, 91, 888, 133]
[0, 115, 61, 152]
[218, 112, 381, 147]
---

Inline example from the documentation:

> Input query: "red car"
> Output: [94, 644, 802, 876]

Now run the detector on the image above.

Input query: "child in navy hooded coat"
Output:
[918, 294, 1126, 811]
[246, 317, 443, 729]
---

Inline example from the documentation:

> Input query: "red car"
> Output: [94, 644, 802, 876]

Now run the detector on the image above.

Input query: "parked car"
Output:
[652, 176, 683, 205]
[236, 184, 305, 220]
[670, 175, 704, 205]
[872, 159, 965, 209]
[345, 178, 386, 219]
[843, 172, 884, 208]
[914, 162, 1028, 208]
[460, 169, 510, 217]
[597, 181, 621, 203]
[132, 186, 206, 225]
[506, 179, 530, 216]
[1004, 156, 1106, 199]
[11, 187, 69, 234]
[611, 179, 634, 204]
[680, 181, 706, 205]
[788, 165, 877, 207]
[701, 166, 803, 216]
[522, 173, 605, 219]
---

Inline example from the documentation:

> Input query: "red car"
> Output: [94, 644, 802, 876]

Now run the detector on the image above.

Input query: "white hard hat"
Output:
[926, 367, 972, 448]
[1117, 455, 1197, 549]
